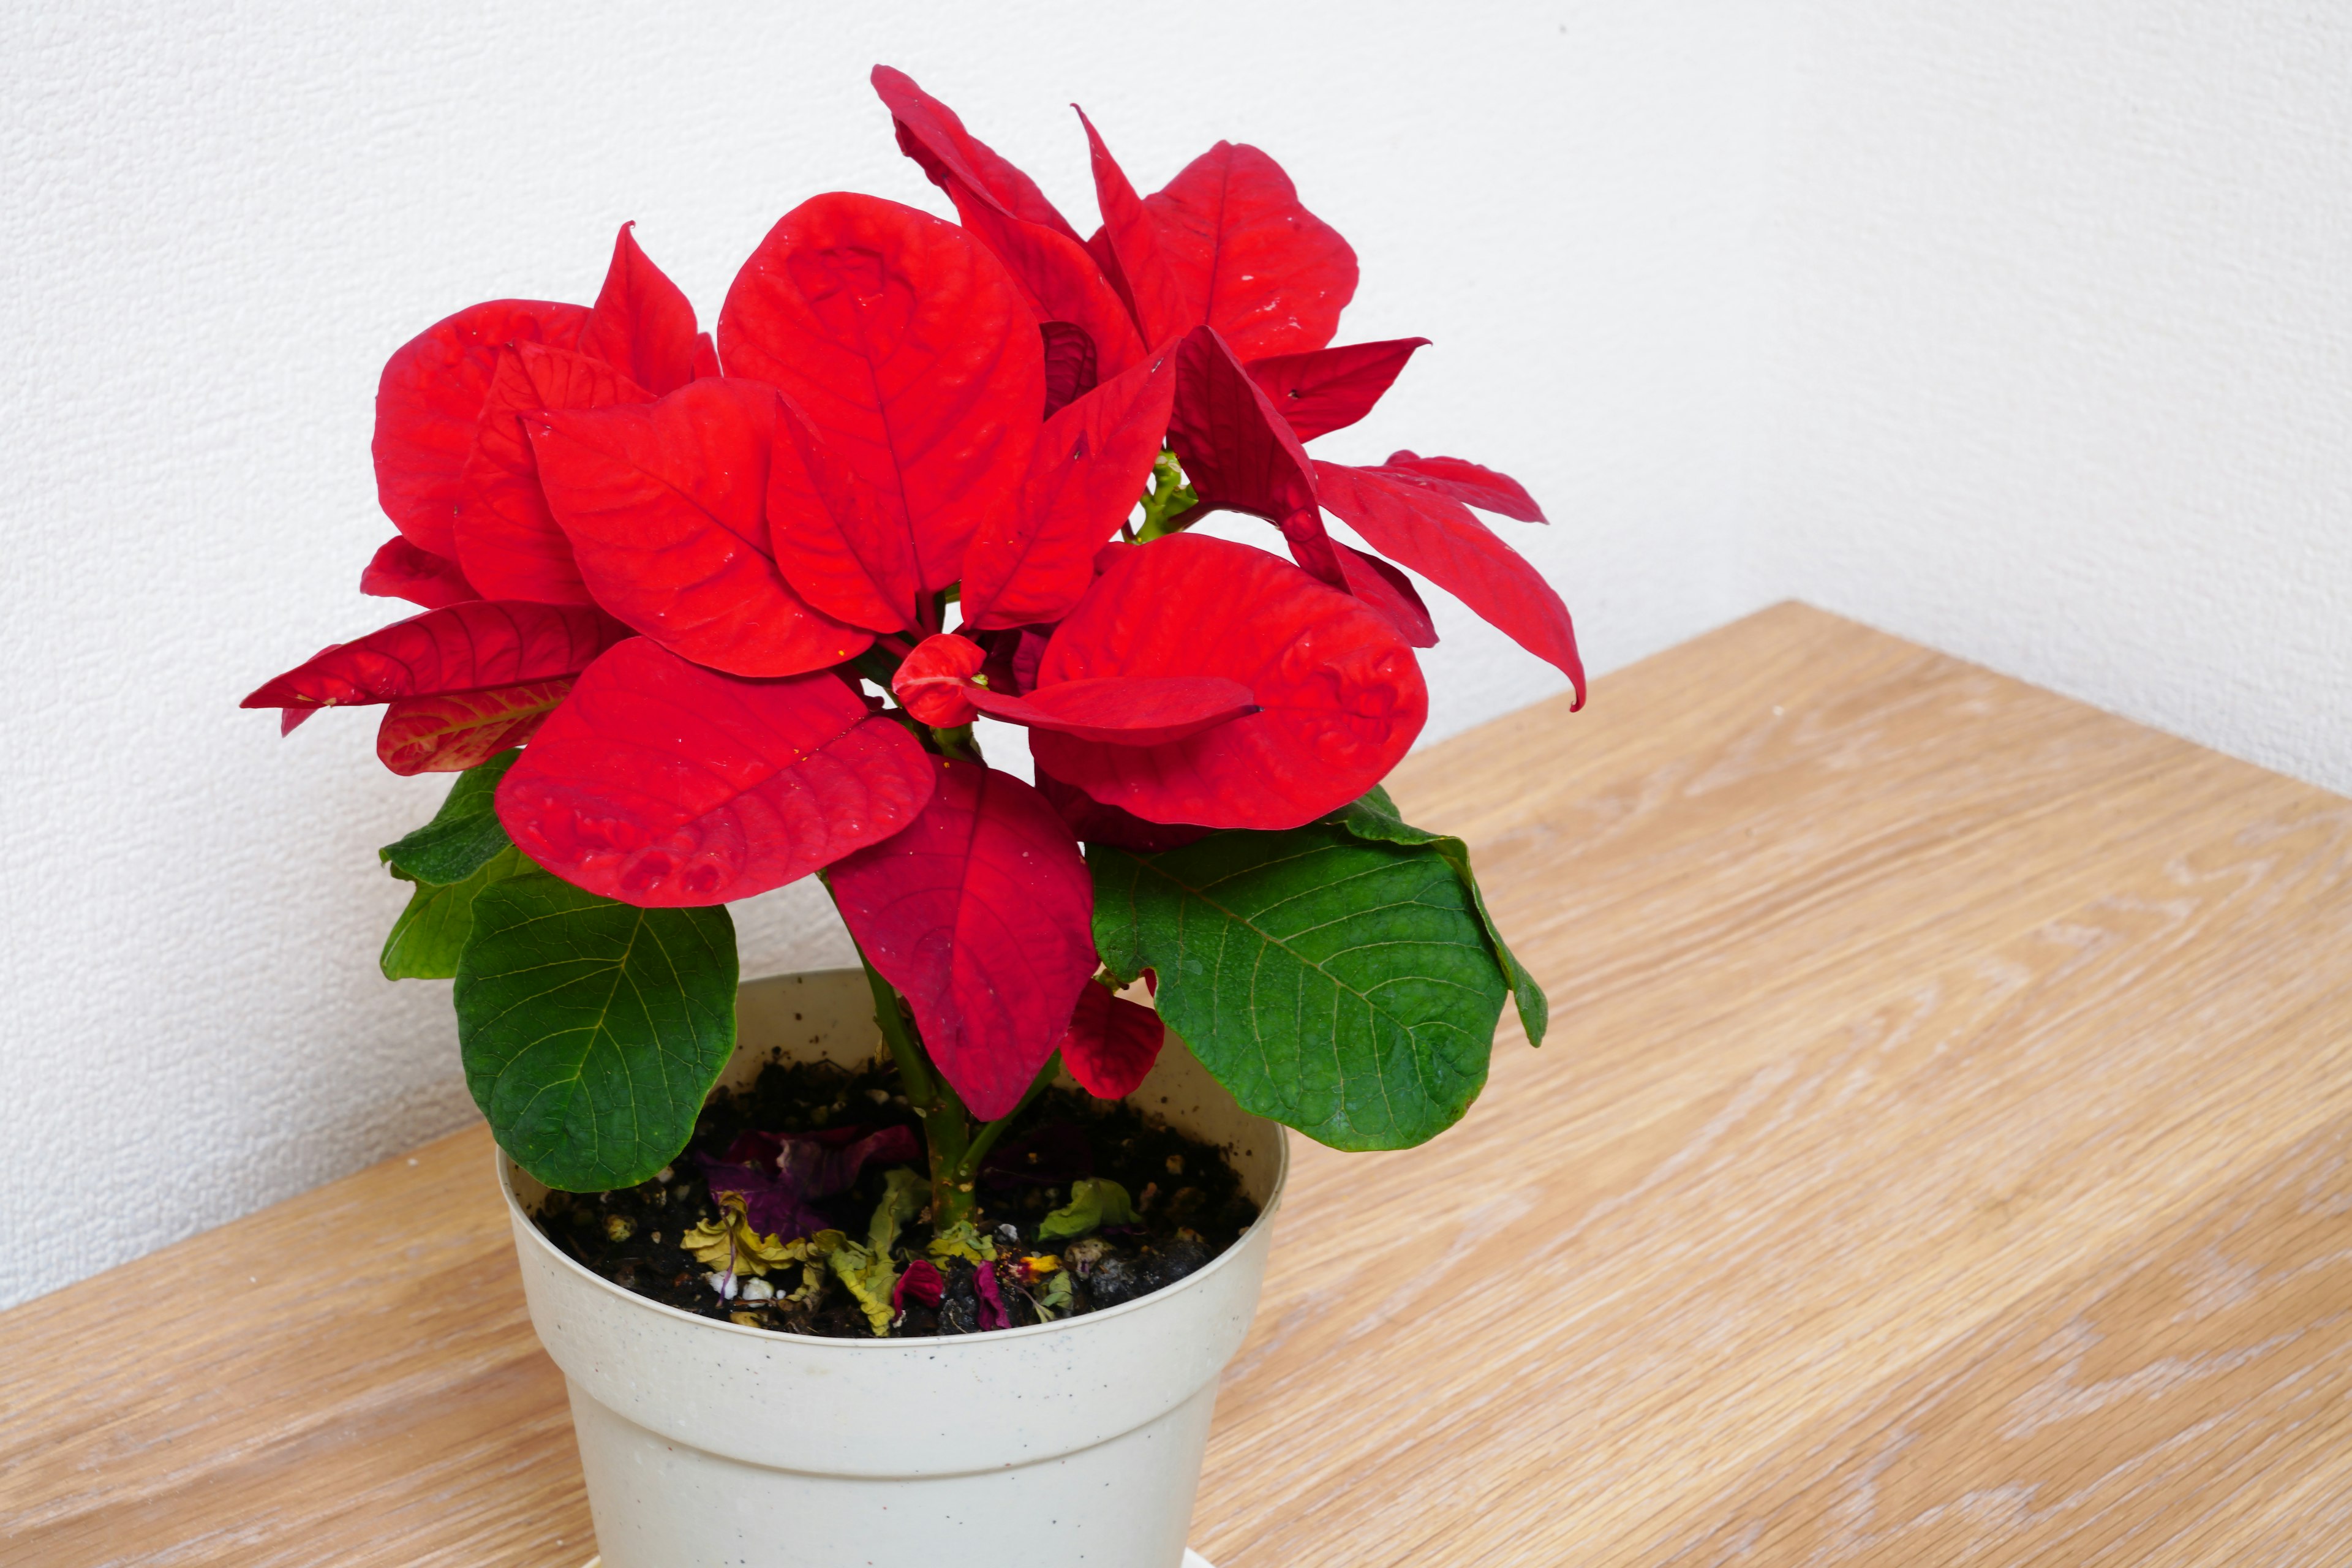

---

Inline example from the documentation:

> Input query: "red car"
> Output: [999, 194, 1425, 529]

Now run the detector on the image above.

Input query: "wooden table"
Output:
[8, 603, 2352, 1566]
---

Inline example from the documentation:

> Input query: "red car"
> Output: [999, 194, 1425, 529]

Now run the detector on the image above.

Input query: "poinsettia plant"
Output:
[246, 68, 1582, 1240]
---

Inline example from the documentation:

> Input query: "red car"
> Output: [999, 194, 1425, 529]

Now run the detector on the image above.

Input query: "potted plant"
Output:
[246, 66, 1582, 1568]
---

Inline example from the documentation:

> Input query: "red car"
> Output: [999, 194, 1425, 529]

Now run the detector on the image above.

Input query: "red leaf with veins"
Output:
[375, 679, 573, 775]
[1031, 770, 1210, 853]
[578, 222, 701, 397]
[374, 300, 587, 557]
[1058, 982, 1165, 1100]
[892, 633, 987, 728]
[496, 639, 935, 907]
[241, 601, 626, 712]
[527, 379, 873, 678]
[1167, 327, 1341, 586]
[720, 194, 1045, 592]
[765, 392, 921, 634]
[874, 69, 1145, 379]
[1030, 535, 1425, 829]
[827, 759, 1097, 1120]
[967, 678, 1256, 746]
[1247, 337, 1428, 442]
[1371, 451, 1548, 522]
[454, 344, 652, 605]
[1144, 140, 1358, 361]
[1039, 322, 1099, 418]
[1079, 108, 1189, 352]
[962, 344, 1177, 631]
[1313, 461, 1584, 703]
[360, 536, 478, 610]
[1332, 541, 1438, 647]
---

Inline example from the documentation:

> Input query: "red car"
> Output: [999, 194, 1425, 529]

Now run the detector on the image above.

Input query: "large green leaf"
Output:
[379, 843, 531, 980]
[1320, 785, 1548, 1047]
[379, 750, 520, 884]
[1090, 826, 1507, 1151]
[454, 874, 738, 1191]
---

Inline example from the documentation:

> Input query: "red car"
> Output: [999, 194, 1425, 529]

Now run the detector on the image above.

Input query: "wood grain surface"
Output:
[7, 602, 2350, 1566]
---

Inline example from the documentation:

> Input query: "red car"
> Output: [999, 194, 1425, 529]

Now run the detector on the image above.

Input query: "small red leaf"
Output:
[720, 193, 1046, 592]
[1058, 982, 1164, 1101]
[242, 601, 626, 712]
[578, 222, 701, 397]
[1039, 321, 1099, 419]
[1373, 450, 1548, 522]
[1030, 534, 1425, 829]
[279, 706, 317, 736]
[375, 679, 573, 775]
[875, 69, 1146, 379]
[360, 536, 479, 610]
[1314, 461, 1583, 703]
[527, 379, 873, 678]
[1167, 326, 1341, 586]
[1031, 771, 1210, 853]
[765, 393, 921, 635]
[894, 1257, 945, 1312]
[497, 639, 936, 907]
[454, 344, 652, 605]
[967, 677, 1257, 747]
[374, 300, 588, 557]
[1145, 141, 1357, 361]
[961, 345, 1177, 631]
[1247, 338, 1429, 443]
[827, 759, 1097, 1120]
[1333, 541, 1439, 647]
[892, 633, 987, 728]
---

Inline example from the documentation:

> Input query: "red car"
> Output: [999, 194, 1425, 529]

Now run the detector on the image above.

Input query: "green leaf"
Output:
[454, 873, 739, 1191]
[379, 750, 521, 884]
[1319, 785, 1548, 1048]
[1037, 1177, 1139, 1242]
[379, 844, 532, 980]
[1091, 825, 1508, 1151]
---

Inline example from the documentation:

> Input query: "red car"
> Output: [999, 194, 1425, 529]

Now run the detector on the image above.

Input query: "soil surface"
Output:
[533, 1054, 1261, 1338]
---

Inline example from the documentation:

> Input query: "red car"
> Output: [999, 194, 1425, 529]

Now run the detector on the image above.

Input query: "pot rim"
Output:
[497, 1091, 1289, 1354]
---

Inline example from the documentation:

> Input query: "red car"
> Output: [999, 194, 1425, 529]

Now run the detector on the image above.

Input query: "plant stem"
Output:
[853, 952, 976, 1228]
[956, 1052, 1062, 1183]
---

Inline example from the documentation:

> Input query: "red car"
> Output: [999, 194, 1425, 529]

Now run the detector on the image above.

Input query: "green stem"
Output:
[956, 1052, 1062, 1184]
[929, 723, 983, 764]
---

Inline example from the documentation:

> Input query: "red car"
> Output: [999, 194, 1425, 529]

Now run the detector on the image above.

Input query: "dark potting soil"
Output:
[533, 1054, 1261, 1339]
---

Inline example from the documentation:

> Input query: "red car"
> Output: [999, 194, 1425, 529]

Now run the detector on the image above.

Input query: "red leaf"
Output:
[719, 193, 1046, 592]
[1029, 535, 1425, 829]
[827, 759, 1096, 1120]
[892, 633, 987, 728]
[765, 392, 921, 635]
[893, 1257, 945, 1312]
[527, 378, 873, 678]
[578, 222, 701, 396]
[1247, 337, 1428, 443]
[1313, 461, 1583, 703]
[968, 677, 1257, 747]
[691, 333, 722, 380]
[1031, 770, 1210, 853]
[279, 706, 317, 736]
[496, 639, 936, 907]
[1058, 982, 1164, 1100]
[961, 344, 1177, 631]
[360, 536, 479, 610]
[241, 601, 626, 711]
[1333, 541, 1438, 647]
[1167, 326, 1341, 585]
[1144, 141, 1357, 361]
[1079, 108, 1189, 353]
[454, 344, 652, 605]
[973, 1256, 1010, 1330]
[874, 69, 1146, 379]
[1039, 321, 1099, 418]
[374, 300, 588, 557]
[375, 679, 573, 775]
[1373, 450, 1548, 523]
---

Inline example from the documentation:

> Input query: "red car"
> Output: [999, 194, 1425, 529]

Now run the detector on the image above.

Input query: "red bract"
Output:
[1058, 982, 1165, 1100]
[374, 300, 589, 557]
[377, 678, 574, 775]
[892, 633, 1258, 745]
[826, 759, 1096, 1119]
[764, 394, 922, 635]
[241, 600, 626, 713]
[360, 536, 478, 610]
[718, 192, 1044, 594]
[1332, 542, 1439, 648]
[1033, 772, 1211, 853]
[578, 222, 703, 398]
[1167, 327, 1341, 586]
[527, 379, 874, 678]
[455, 344, 650, 605]
[1029, 535, 1427, 829]
[1246, 338, 1430, 443]
[1365, 451, 1548, 523]
[1312, 461, 1585, 703]
[892, 633, 987, 727]
[496, 638, 935, 907]
[960, 345, 1178, 630]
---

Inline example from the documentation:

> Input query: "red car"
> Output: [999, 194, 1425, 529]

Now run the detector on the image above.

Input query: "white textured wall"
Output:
[0, 2, 1768, 1305]
[1750, 0, 2352, 793]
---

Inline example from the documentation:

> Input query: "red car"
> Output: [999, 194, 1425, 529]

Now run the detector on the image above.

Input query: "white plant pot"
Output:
[500, 967, 1288, 1568]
